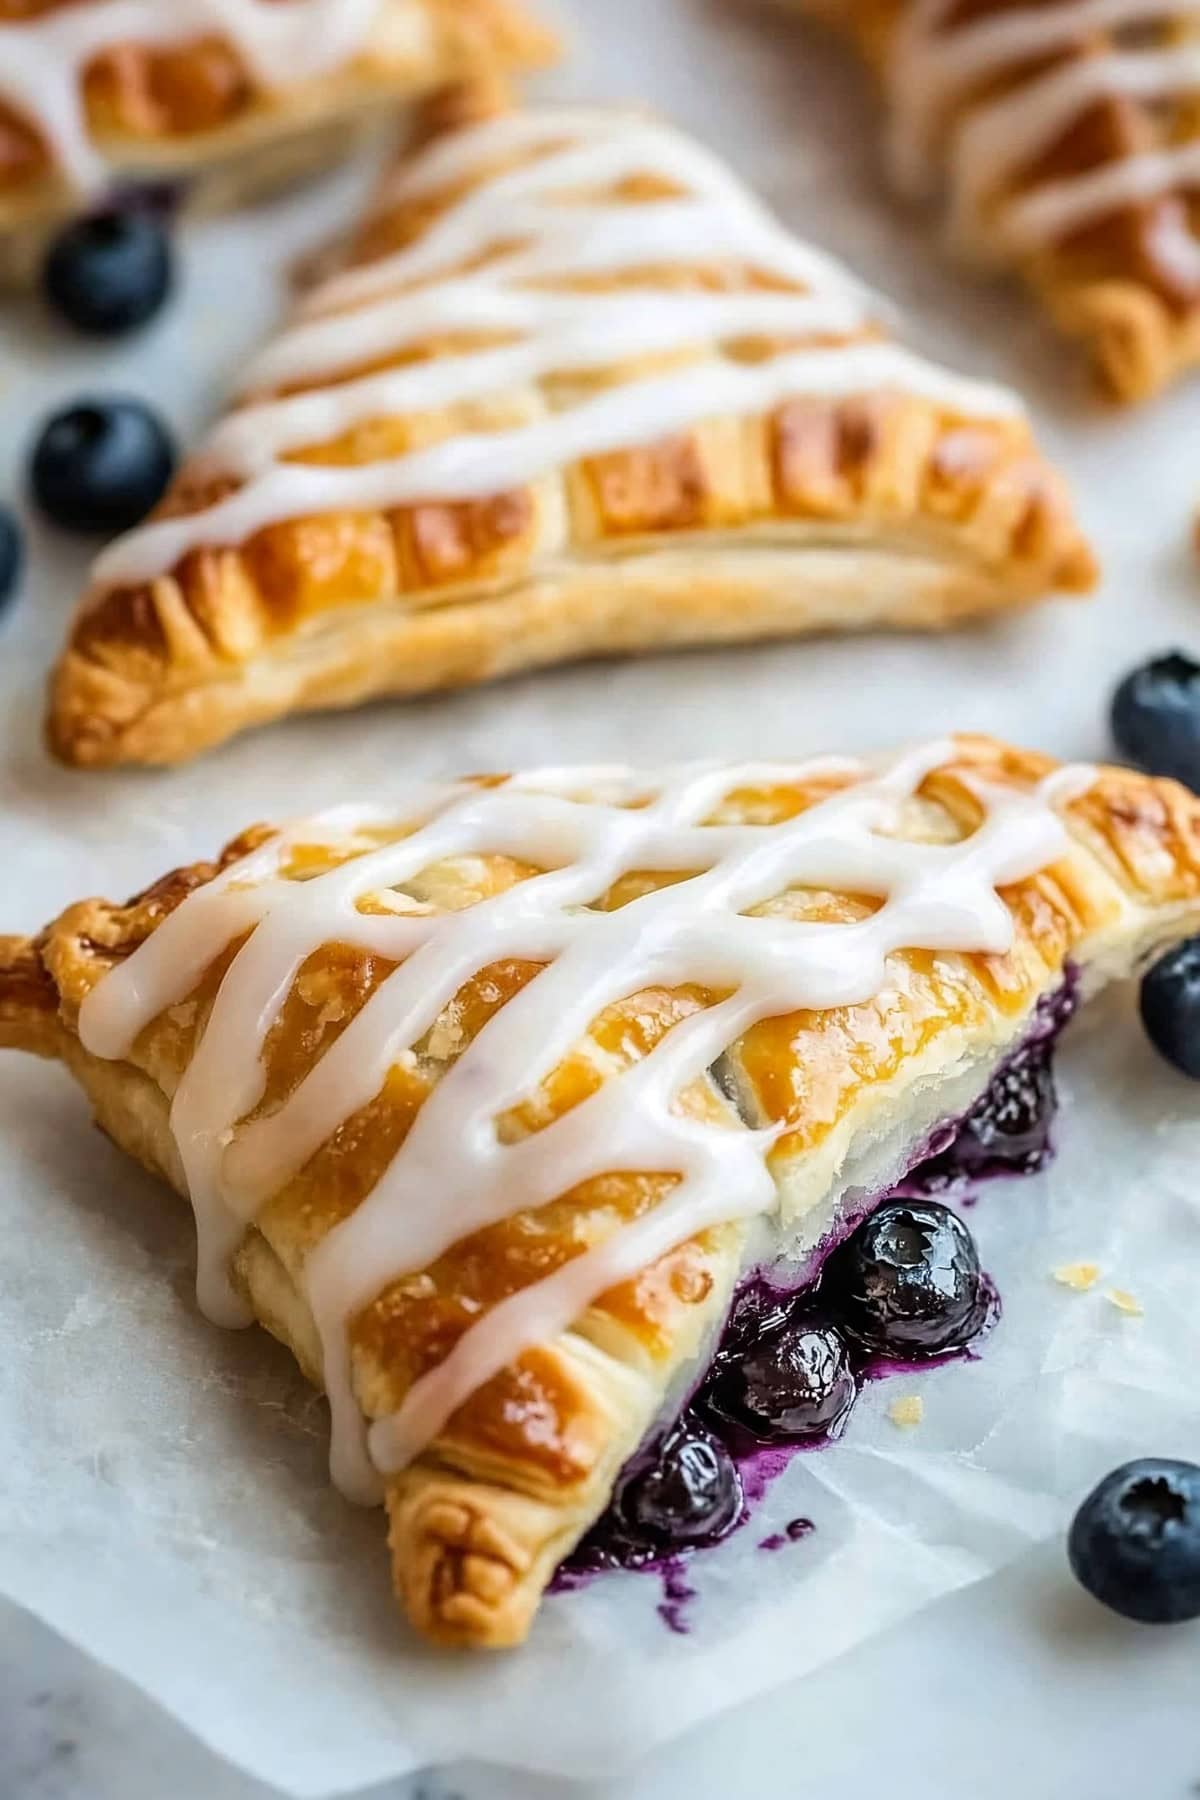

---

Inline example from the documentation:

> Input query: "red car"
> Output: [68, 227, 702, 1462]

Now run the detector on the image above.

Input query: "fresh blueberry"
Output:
[1139, 938, 1200, 1080]
[0, 507, 22, 613]
[1111, 652, 1200, 792]
[1068, 1459, 1200, 1624]
[828, 1200, 986, 1357]
[43, 208, 173, 337]
[619, 1427, 742, 1547]
[952, 1042, 1057, 1176]
[719, 1320, 856, 1440]
[30, 399, 175, 535]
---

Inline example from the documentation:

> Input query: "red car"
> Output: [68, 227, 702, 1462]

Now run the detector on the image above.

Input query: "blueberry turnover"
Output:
[46, 88, 1094, 768]
[790, 2, 1200, 401]
[0, 1, 554, 282]
[3, 736, 1198, 1649]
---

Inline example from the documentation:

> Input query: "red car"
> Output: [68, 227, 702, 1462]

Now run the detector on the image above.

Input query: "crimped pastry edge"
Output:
[48, 530, 1095, 768]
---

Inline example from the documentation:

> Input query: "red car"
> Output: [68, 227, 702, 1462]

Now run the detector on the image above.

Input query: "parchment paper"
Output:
[2, 2, 1199, 1795]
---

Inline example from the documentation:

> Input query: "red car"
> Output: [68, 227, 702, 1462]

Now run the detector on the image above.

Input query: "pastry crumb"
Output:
[1053, 1261, 1101, 1292]
[889, 1395, 924, 1429]
[1105, 1287, 1144, 1318]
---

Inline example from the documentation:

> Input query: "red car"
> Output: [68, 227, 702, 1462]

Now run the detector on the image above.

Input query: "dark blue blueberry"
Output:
[828, 1200, 985, 1356]
[1111, 652, 1200, 792]
[1139, 937, 1200, 1080]
[952, 1042, 1057, 1176]
[619, 1428, 742, 1547]
[0, 507, 22, 613]
[719, 1320, 856, 1440]
[30, 399, 175, 535]
[1068, 1459, 1200, 1624]
[43, 209, 173, 337]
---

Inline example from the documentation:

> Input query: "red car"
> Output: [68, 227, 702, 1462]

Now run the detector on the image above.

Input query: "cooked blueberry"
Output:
[829, 1200, 986, 1356]
[722, 1321, 856, 1440]
[30, 399, 175, 534]
[1068, 1459, 1200, 1624]
[1111, 652, 1200, 792]
[0, 507, 22, 612]
[953, 1043, 1057, 1175]
[619, 1428, 742, 1546]
[1139, 938, 1200, 1080]
[43, 209, 173, 337]
[709, 1282, 793, 1364]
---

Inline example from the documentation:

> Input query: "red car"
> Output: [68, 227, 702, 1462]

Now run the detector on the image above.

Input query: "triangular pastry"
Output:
[47, 88, 1096, 768]
[791, 1, 1200, 401]
[3, 735, 1197, 1648]
[0, 0, 555, 277]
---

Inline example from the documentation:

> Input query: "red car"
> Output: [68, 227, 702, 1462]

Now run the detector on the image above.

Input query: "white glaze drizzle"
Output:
[889, 0, 1200, 260]
[0, 0, 384, 191]
[78, 743, 1091, 1505]
[90, 106, 1022, 596]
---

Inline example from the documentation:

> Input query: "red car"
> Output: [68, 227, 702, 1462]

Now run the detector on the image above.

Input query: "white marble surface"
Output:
[3, 0, 1200, 1796]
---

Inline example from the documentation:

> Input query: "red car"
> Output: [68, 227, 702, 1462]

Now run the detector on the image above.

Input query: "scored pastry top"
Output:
[66, 740, 1093, 1499]
[92, 100, 1042, 594]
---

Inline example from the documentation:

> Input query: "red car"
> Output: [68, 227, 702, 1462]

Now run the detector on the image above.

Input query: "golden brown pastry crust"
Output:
[0, 0, 557, 280]
[2, 737, 1199, 1648]
[45, 85, 1096, 769]
[794, 0, 1200, 402]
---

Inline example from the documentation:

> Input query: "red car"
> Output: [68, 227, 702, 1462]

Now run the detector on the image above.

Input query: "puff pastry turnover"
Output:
[3, 734, 1199, 1648]
[47, 88, 1096, 768]
[0, 0, 555, 276]
[791, 0, 1200, 401]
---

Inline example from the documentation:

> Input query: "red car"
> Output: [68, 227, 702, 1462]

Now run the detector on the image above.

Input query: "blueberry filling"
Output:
[712, 1318, 857, 1440]
[827, 1200, 987, 1357]
[562, 1427, 745, 1580]
[917, 1038, 1058, 1183]
[759, 1517, 815, 1552]
[555, 996, 1068, 1591]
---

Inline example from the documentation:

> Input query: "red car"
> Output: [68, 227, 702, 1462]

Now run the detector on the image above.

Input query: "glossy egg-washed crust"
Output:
[46, 81, 1096, 770]
[2, 738, 1200, 1648]
[797, 0, 1200, 401]
[0, 0, 557, 279]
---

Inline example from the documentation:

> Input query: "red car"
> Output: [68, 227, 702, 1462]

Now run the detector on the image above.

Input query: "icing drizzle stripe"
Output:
[90, 107, 1022, 597]
[78, 743, 1090, 1504]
